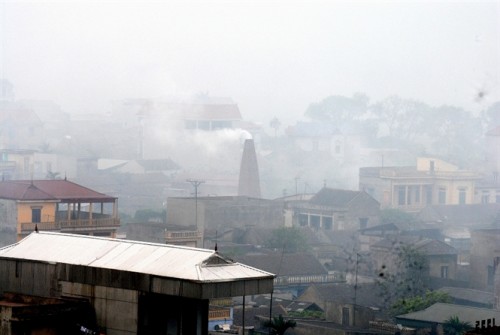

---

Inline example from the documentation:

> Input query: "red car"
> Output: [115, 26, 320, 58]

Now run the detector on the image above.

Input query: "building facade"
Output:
[359, 157, 479, 212]
[284, 187, 380, 231]
[0, 179, 120, 245]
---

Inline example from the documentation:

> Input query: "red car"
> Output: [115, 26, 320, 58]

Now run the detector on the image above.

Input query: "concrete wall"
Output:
[61, 282, 139, 335]
[470, 229, 500, 290]
[427, 254, 457, 280]
[18, 202, 56, 228]
[0, 200, 17, 247]
[166, 197, 284, 232]
[0, 259, 59, 298]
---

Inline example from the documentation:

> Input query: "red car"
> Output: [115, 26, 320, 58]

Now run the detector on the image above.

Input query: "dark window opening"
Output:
[441, 265, 448, 279]
[32, 208, 41, 223]
[323, 216, 333, 230]
[298, 214, 308, 227]
[438, 188, 446, 204]
[310, 215, 320, 229]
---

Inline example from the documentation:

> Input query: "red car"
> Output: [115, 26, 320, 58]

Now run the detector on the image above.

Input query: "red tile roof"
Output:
[0, 180, 116, 202]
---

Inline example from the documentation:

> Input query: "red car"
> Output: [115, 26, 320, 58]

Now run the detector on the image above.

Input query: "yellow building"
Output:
[359, 157, 480, 212]
[0, 179, 120, 244]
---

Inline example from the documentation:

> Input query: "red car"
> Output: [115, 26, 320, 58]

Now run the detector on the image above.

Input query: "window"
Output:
[359, 217, 368, 229]
[31, 208, 41, 223]
[487, 265, 495, 286]
[441, 266, 448, 279]
[458, 188, 466, 205]
[298, 214, 308, 227]
[397, 186, 406, 206]
[413, 186, 420, 204]
[211, 120, 231, 129]
[198, 120, 210, 130]
[323, 216, 333, 230]
[185, 120, 197, 129]
[424, 185, 433, 205]
[310, 215, 320, 229]
[481, 191, 490, 204]
[438, 188, 446, 204]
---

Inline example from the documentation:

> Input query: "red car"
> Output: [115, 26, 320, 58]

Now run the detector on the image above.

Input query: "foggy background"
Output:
[0, 0, 499, 211]
[1, 0, 498, 125]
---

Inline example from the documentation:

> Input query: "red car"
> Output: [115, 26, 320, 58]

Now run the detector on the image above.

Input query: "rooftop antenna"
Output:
[214, 230, 218, 253]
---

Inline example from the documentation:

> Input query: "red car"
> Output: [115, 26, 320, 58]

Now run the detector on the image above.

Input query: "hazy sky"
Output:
[1, 0, 499, 125]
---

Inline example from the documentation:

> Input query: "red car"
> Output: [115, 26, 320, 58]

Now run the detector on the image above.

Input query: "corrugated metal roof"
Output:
[396, 303, 500, 324]
[0, 232, 274, 283]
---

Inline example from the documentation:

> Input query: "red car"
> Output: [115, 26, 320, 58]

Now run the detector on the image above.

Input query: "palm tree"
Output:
[443, 315, 472, 335]
[262, 314, 296, 335]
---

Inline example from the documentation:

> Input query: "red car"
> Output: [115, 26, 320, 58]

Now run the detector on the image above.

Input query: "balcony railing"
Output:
[274, 273, 344, 286]
[165, 230, 202, 240]
[20, 218, 121, 234]
[208, 308, 231, 320]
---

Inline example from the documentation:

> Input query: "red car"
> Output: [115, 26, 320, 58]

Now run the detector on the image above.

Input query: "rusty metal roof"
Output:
[0, 232, 274, 283]
[0, 180, 115, 202]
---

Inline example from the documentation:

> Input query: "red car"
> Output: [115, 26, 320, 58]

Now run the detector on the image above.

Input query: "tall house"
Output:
[0, 179, 120, 244]
[359, 157, 480, 212]
[238, 139, 261, 198]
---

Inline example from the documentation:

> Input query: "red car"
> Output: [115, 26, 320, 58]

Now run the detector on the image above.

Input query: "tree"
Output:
[390, 290, 450, 316]
[262, 314, 297, 335]
[265, 227, 309, 253]
[370, 95, 432, 141]
[443, 315, 472, 335]
[305, 92, 369, 124]
[377, 246, 430, 312]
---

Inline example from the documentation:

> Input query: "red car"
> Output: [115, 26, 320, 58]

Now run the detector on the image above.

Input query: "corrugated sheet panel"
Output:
[0, 232, 274, 283]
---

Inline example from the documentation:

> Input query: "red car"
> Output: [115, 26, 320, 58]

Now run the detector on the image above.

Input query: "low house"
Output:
[297, 283, 386, 328]
[0, 179, 120, 246]
[416, 203, 500, 229]
[358, 223, 399, 252]
[235, 252, 343, 297]
[395, 303, 500, 331]
[98, 158, 180, 176]
[437, 287, 494, 309]
[252, 295, 324, 317]
[370, 236, 458, 285]
[0, 232, 274, 334]
[285, 187, 380, 231]
[166, 196, 285, 240]
[469, 229, 500, 291]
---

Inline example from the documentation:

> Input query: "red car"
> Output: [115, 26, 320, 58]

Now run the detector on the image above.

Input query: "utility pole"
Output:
[187, 179, 204, 245]
[353, 252, 360, 327]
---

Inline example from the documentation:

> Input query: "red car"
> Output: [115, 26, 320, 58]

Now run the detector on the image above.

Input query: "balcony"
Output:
[20, 217, 121, 235]
[274, 273, 344, 287]
[208, 307, 231, 320]
[165, 230, 202, 241]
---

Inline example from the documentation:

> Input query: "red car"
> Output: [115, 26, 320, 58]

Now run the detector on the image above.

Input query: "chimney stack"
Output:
[238, 139, 261, 198]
